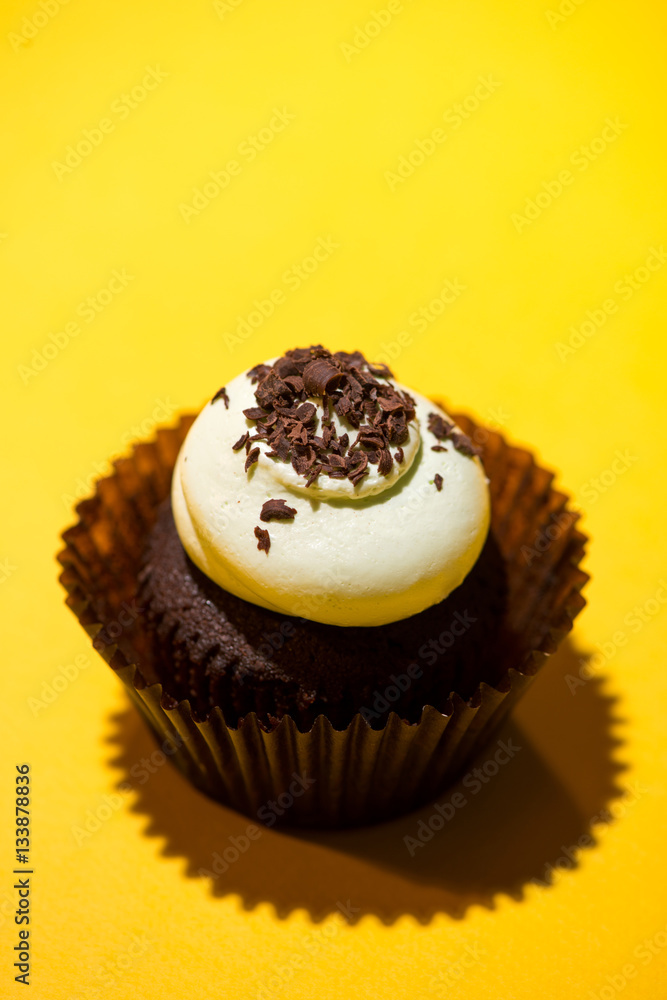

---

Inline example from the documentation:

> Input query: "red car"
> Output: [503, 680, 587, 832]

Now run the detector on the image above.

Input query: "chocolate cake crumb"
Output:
[254, 525, 270, 553]
[212, 386, 230, 408]
[260, 499, 297, 522]
[434, 473, 443, 492]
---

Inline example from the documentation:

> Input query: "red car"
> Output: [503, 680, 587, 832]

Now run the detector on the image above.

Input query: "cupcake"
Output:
[58, 345, 588, 828]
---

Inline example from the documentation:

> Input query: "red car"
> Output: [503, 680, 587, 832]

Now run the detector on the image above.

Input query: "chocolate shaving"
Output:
[367, 361, 392, 378]
[305, 465, 322, 488]
[378, 395, 406, 412]
[349, 465, 368, 486]
[431, 444, 448, 452]
[232, 345, 419, 486]
[434, 473, 443, 492]
[244, 447, 260, 472]
[449, 431, 480, 457]
[260, 499, 297, 522]
[272, 357, 300, 378]
[295, 402, 317, 424]
[247, 363, 271, 384]
[427, 411, 480, 458]
[377, 449, 393, 476]
[303, 359, 345, 395]
[232, 432, 249, 451]
[272, 435, 290, 461]
[427, 413, 453, 441]
[212, 386, 229, 408]
[254, 526, 270, 553]
[283, 375, 304, 393]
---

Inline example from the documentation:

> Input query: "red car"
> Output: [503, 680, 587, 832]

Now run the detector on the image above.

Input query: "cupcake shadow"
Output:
[106, 636, 626, 924]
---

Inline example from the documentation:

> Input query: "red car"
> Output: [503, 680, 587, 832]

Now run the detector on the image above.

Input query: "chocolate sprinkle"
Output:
[260, 499, 298, 522]
[254, 525, 270, 553]
[244, 447, 260, 472]
[212, 386, 230, 408]
[427, 412, 481, 458]
[434, 473, 443, 492]
[232, 432, 249, 451]
[234, 346, 417, 487]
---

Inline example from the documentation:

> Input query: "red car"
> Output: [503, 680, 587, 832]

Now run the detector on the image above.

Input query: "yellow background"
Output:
[1, 0, 666, 996]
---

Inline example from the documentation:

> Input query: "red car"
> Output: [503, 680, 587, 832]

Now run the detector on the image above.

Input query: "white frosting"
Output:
[171, 360, 490, 627]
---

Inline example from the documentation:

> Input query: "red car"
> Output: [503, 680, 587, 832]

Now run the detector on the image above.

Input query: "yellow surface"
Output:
[1, 0, 666, 996]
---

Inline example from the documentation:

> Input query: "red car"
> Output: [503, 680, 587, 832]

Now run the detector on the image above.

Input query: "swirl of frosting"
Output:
[172, 347, 490, 627]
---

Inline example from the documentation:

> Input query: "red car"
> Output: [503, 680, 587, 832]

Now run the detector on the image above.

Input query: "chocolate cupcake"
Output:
[58, 346, 588, 828]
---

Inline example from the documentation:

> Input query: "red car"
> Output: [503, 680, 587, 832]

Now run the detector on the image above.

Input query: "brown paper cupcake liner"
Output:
[57, 409, 588, 828]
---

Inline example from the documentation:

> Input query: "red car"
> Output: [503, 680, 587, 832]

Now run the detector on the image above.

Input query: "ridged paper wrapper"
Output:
[58, 408, 588, 828]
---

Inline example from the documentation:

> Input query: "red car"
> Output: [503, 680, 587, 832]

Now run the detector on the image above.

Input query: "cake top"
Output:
[171, 345, 490, 627]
